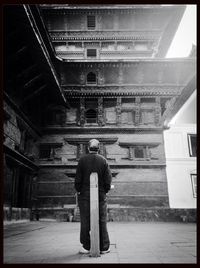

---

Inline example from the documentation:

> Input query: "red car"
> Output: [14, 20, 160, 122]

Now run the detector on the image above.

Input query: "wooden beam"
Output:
[23, 74, 43, 89]
[16, 46, 27, 55]
[4, 144, 38, 171]
[21, 84, 47, 103]
[90, 172, 100, 257]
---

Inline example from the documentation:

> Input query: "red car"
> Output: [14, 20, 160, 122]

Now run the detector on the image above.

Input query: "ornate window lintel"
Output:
[119, 142, 160, 161]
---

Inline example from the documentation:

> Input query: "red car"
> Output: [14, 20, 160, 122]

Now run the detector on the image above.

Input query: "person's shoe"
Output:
[100, 247, 110, 254]
[79, 247, 90, 254]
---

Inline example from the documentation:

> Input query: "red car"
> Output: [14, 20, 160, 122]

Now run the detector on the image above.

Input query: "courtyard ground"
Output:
[3, 220, 196, 264]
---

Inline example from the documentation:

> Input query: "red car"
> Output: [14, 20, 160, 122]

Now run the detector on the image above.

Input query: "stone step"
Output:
[107, 207, 196, 222]
[36, 195, 169, 208]
[31, 207, 196, 223]
[107, 195, 169, 207]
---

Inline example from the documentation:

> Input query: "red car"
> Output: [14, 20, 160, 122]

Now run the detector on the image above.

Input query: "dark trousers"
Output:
[78, 190, 110, 251]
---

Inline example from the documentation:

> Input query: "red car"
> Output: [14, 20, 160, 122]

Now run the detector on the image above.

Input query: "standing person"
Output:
[75, 139, 112, 254]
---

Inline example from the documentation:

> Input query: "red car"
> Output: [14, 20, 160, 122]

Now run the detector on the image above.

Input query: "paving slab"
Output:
[3, 221, 196, 264]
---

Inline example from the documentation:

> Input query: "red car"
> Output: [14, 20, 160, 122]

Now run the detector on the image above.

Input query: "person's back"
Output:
[75, 139, 112, 254]
[75, 152, 111, 194]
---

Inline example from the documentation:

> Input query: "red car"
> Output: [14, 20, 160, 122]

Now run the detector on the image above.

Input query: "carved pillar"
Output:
[80, 72, 85, 85]
[116, 97, 122, 125]
[155, 97, 161, 126]
[76, 143, 84, 160]
[135, 97, 140, 125]
[98, 97, 104, 126]
[80, 98, 85, 126]
[80, 143, 84, 156]
[98, 69, 104, 85]
[129, 147, 134, 160]
[146, 146, 151, 159]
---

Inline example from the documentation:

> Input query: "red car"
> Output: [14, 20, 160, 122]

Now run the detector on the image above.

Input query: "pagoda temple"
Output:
[3, 5, 196, 221]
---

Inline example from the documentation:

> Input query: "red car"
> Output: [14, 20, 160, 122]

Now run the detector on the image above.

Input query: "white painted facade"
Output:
[164, 90, 196, 208]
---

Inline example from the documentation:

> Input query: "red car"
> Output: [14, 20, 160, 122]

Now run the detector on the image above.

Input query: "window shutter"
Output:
[87, 49, 97, 58]
[87, 15, 95, 29]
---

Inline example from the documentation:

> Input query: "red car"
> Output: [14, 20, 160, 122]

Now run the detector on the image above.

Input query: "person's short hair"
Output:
[88, 139, 100, 151]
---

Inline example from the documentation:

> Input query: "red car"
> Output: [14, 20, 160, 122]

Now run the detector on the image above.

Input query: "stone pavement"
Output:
[3, 220, 196, 264]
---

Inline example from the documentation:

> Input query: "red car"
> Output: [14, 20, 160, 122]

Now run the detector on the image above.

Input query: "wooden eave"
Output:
[155, 5, 186, 57]
[40, 4, 186, 58]
[40, 5, 184, 12]
[3, 4, 70, 131]
[4, 144, 38, 171]
[23, 5, 69, 107]
[63, 91, 178, 97]
[58, 57, 195, 65]
[164, 75, 196, 127]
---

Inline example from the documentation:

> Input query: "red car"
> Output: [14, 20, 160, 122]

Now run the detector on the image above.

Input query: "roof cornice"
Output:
[57, 57, 196, 64]
[40, 5, 185, 11]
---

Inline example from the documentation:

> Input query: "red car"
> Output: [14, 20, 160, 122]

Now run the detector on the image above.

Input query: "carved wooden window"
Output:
[86, 109, 97, 123]
[140, 110, 154, 125]
[65, 137, 118, 161]
[188, 134, 196, 157]
[87, 72, 96, 84]
[66, 108, 77, 125]
[191, 174, 197, 198]
[134, 147, 145, 158]
[119, 142, 158, 161]
[121, 111, 135, 125]
[87, 15, 96, 29]
[105, 107, 117, 124]
[87, 49, 97, 58]
[128, 146, 149, 160]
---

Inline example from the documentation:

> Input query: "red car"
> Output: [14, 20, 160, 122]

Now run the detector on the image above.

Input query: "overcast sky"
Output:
[166, 5, 196, 58]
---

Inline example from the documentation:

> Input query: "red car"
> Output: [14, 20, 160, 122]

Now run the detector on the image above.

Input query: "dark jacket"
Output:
[75, 152, 112, 194]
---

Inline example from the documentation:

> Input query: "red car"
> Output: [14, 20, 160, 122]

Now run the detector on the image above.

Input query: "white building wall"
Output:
[164, 124, 196, 208]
